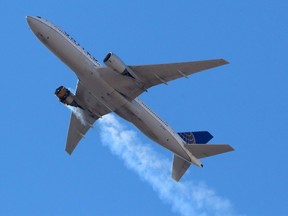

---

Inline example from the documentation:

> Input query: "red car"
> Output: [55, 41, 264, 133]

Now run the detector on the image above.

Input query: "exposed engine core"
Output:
[55, 86, 80, 108]
[103, 52, 133, 78]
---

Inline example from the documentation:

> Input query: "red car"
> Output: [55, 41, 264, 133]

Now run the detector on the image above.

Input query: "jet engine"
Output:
[103, 52, 132, 76]
[55, 86, 81, 108]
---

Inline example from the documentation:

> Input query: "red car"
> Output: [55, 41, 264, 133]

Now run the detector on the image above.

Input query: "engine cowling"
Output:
[103, 52, 128, 74]
[55, 86, 80, 108]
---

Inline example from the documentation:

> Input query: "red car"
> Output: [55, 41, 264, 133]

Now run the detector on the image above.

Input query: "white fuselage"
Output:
[27, 16, 202, 167]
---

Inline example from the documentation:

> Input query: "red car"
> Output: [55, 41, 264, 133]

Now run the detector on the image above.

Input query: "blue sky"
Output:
[1, 0, 287, 215]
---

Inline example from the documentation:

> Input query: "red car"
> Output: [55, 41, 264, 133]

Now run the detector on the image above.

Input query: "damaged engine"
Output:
[55, 86, 81, 108]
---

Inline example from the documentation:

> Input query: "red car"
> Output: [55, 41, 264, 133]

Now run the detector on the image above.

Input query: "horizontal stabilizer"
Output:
[178, 131, 213, 144]
[184, 144, 234, 159]
[172, 154, 191, 181]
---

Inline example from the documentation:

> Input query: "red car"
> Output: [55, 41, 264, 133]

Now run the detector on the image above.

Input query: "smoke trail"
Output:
[98, 114, 241, 216]
[67, 106, 87, 126]
[65, 87, 87, 126]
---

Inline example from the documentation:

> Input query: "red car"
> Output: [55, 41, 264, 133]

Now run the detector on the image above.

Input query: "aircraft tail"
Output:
[172, 131, 212, 181]
[172, 144, 234, 181]
[177, 130, 233, 158]
[172, 131, 233, 181]
[177, 131, 213, 144]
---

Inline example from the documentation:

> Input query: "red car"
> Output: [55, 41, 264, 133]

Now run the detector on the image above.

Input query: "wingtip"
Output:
[171, 174, 180, 182]
[65, 148, 73, 155]
[222, 59, 230, 64]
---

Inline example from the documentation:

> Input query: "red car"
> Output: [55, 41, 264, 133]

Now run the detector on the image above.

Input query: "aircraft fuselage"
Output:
[27, 16, 202, 167]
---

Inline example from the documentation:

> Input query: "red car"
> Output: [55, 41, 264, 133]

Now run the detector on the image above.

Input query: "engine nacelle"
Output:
[103, 52, 128, 74]
[55, 86, 80, 108]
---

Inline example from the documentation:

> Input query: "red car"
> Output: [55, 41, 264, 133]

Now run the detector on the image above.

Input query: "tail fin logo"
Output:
[178, 132, 195, 144]
[178, 131, 213, 144]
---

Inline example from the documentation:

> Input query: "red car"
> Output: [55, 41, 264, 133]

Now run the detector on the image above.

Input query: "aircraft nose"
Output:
[26, 16, 50, 41]
[26, 16, 34, 24]
[26, 15, 32, 21]
[26, 16, 38, 30]
[26, 16, 46, 31]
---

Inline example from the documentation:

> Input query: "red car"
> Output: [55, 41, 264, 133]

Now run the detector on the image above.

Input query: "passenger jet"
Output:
[27, 16, 233, 181]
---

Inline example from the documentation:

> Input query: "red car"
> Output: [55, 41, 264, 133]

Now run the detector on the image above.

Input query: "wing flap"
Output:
[184, 144, 234, 159]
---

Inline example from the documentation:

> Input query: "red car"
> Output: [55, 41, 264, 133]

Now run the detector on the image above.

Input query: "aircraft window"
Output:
[140, 101, 168, 126]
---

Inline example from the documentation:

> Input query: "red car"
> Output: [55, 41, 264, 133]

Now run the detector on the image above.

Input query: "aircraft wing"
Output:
[129, 59, 229, 89]
[98, 59, 228, 99]
[65, 81, 111, 155]
[66, 111, 98, 154]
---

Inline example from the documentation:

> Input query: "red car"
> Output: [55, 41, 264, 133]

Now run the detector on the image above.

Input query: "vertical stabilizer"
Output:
[178, 131, 213, 144]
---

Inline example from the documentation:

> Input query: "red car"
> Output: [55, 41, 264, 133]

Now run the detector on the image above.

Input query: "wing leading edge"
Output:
[129, 59, 229, 90]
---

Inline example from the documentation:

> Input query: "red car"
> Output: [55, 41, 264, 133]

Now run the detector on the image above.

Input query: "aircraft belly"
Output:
[115, 100, 191, 162]
[138, 119, 189, 161]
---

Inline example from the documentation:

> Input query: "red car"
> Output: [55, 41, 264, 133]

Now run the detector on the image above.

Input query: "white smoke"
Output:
[67, 106, 87, 126]
[98, 114, 242, 216]
[66, 87, 87, 126]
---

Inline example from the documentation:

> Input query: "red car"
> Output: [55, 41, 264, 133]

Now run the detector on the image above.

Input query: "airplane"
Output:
[26, 16, 234, 181]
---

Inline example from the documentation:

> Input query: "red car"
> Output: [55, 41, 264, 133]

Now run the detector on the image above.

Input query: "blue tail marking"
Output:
[177, 131, 213, 144]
